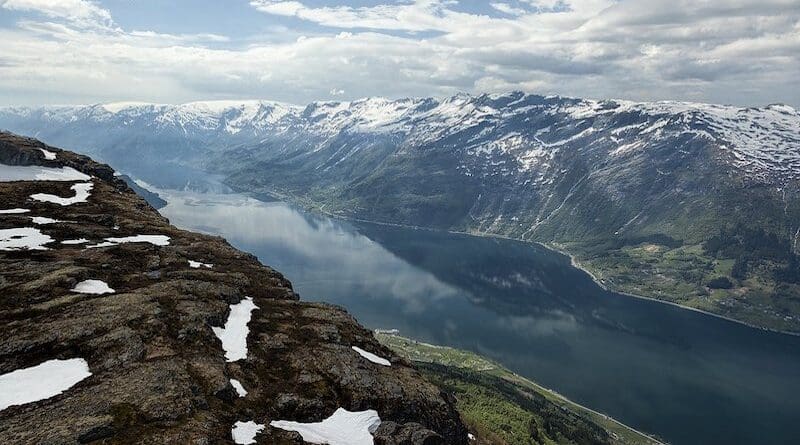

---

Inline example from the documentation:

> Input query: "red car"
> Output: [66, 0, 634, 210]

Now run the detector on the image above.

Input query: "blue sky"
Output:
[0, 0, 798, 106]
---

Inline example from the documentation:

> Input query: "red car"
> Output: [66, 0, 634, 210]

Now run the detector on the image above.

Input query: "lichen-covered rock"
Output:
[374, 421, 446, 445]
[0, 132, 467, 444]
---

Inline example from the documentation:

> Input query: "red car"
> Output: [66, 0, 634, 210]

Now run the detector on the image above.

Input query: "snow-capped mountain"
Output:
[3, 92, 800, 331]
[0, 99, 298, 136]
[3, 93, 797, 187]
[2, 92, 799, 236]
[2, 92, 800, 235]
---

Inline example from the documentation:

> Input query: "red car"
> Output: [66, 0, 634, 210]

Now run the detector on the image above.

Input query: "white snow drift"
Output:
[231, 420, 264, 444]
[188, 260, 213, 269]
[31, 182, 93, 206]
[61, 238, 88, 245]
[0, 208, 29, 214]
[270, 408, 382, 445]
[0, 164, 89, 182]
[0, 227, 53, 251]
[88, 234, 171, 248]
[71, 280, 115, 295]
[352, 346, 391, 366]
[30, 216, 60, 225]
[0, 358, 91, 411]
[39, 148, 57, 160]
[230, 379, 248, 397]
[212, 297, 258, 362]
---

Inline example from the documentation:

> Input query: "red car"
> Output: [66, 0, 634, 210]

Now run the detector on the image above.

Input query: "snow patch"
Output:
[31, 216, 60, 225]
[188, 260, 213, 268]
[610, 140, 645, 156]
[212, 297, 258, 362]
[31, 182, 93, 206]
[102, 101, 156, 113]
[231, 420, 264, 444]
[0, 358, 91, 411]
[0, 208, 29, 214]
[61, 238, 88, 245]
[72, 279, 114, 295]
[0, 227, 53, 250]
[230, 379, 247, 397]
[0, 164, 90, 182]
[352, 346, 391, 366]
[39, 148, 57, 160]
[88, 234, 170, 248]
[270, 408, 381, 445]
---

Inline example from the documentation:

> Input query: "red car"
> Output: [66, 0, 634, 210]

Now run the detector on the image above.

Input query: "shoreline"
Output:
[255, 188, 800, 338]
[379, 332, 665, 445]
[500, 366, 665, 445]
[550, 245, 800, 338]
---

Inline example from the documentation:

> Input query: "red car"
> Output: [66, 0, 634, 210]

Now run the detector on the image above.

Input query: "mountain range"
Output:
[2, 92, 799, 332]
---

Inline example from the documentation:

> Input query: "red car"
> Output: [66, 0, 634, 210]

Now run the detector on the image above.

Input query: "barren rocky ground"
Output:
[0, 132, 466, 444]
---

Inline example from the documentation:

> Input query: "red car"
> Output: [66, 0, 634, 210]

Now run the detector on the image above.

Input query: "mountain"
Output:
[2, 93, 799, 332]
[0, 100, 298, 191]
[0, 132, 467, 444]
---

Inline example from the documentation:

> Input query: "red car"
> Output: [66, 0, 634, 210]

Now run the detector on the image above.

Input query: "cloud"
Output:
[0, 0, 798, 107]
[490, 3, 527, 16]
[1, 0, 113, 29]
[249, 0, 464, 32]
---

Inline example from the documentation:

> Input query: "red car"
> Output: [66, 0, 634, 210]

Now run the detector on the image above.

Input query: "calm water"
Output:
[160, 189, 800, 445]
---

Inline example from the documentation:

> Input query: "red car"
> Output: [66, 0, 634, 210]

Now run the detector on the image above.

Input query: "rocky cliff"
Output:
[0, 132, 466, 444]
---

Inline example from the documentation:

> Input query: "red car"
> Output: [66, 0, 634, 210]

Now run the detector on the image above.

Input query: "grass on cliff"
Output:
[376, 333, 662, 445]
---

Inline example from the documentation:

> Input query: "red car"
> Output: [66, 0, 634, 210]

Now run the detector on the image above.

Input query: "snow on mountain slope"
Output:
[154, 100, 300, 134]
[1, 93, 798, 185]
[0, 100, 301, 137]
[558, 98, 800, 183]
[269, 93, 800, 185]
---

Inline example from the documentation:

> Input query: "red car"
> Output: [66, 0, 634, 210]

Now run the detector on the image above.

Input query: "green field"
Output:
[559, 240, 800, 334]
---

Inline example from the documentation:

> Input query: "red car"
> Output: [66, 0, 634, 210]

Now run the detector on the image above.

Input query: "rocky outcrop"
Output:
[118, 175, 167, 209]
[0, 132, 466, 444]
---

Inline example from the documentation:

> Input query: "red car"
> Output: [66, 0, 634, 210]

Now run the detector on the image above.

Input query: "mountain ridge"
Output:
[3, 92, 798, 184]
[2, 92, 799, 332]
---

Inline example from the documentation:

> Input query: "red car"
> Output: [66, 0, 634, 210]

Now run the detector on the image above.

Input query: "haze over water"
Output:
[160, 189, 800, 445]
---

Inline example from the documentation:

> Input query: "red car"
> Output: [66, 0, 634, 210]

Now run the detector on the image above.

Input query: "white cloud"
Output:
[0, 0, 798, 107]
[250, 1, 305, 16]
[1, 0, 113, 29]
[249, 0, 463, 32]
[491, 3, 526, 16]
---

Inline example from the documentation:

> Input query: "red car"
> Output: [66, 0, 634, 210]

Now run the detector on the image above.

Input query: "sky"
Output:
[0, 0, 798, 107]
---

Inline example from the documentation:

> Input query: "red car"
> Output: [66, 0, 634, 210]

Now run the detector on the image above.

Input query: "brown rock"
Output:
[0, 132, 467, 444]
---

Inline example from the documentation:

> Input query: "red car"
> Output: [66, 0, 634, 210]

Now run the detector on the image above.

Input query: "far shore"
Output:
[250, 186, 800, 338]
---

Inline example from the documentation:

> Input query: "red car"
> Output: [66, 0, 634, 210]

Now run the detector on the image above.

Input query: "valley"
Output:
[3, 1, 797, 444]
[3, 92, 796, 331]
[156, 187, 800, 445]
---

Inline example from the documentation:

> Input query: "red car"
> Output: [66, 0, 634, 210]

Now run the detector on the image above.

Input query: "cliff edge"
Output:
[0, 132, 466, 444]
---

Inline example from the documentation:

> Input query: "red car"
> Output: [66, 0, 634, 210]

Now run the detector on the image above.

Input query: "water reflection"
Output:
[160, 190, 800, 445]
[162, 192, 464, 316]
